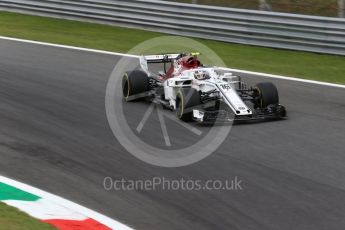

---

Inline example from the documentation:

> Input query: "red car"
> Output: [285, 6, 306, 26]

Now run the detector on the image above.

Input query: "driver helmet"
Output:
[194, 70, 209, 80]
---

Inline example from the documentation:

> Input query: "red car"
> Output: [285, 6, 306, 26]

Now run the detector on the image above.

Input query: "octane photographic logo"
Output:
[105, 36, 233, 167]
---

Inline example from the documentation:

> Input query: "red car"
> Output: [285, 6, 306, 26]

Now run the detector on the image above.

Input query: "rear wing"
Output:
[144, 54, 180, 63]
[139, 53, 201, 75]
[139, 54, 180, 76]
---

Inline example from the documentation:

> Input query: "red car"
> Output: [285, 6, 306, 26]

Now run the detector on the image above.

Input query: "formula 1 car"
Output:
[122, 53, 286, 123]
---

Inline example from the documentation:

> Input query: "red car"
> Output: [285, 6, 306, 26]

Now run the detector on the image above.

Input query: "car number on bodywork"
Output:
[219, 83, 231, 91]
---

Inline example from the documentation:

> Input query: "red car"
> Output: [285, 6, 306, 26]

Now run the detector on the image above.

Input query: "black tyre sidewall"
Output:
[255, 82, 279, 108]
[176, 88, 201, 121]
[122, 70, 150, 101]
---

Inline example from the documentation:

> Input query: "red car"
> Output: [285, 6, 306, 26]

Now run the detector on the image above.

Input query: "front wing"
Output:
[192, 104, 287, 123]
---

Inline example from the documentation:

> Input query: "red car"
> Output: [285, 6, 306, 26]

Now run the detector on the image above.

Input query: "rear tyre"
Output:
[255, 82, 279, 108]
[176, 88, 201, 122]
[122, 70, 150, 102]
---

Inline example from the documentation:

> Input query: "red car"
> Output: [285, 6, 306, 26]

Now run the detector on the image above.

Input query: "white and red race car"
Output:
[122, 53, 286, 123]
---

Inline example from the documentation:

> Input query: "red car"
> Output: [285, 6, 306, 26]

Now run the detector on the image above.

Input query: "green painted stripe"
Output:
[0, 183, 40, 201]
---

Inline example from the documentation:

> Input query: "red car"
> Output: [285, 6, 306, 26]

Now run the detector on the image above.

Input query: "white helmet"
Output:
[194, 70, 209, 80]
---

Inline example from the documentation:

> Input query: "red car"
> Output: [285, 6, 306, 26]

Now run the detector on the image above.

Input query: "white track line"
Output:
[222, 67, 345, 89]
[0, 35, 344, 89]
[0, 175, 134, 230]
[0, 36, 138, 58]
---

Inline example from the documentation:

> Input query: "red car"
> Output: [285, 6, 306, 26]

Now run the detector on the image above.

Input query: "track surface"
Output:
[1, 39, 345, 230]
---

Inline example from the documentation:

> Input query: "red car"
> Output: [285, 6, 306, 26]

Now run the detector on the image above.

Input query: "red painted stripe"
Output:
[43, 218, 111, 230]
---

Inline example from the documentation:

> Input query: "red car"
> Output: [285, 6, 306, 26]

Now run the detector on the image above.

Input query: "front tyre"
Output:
[122, 70, 150, 102]
[255, 82, 279, 108]
[176, 88, 201, 121]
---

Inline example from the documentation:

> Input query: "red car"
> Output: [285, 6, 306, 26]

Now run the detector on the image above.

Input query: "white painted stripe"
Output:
[0, 176, 134, 230]
[0, 35, 344, 89]
[220, 67, 345, 89]
[0, 36, 138, 58]
[4, 199, 87, 221]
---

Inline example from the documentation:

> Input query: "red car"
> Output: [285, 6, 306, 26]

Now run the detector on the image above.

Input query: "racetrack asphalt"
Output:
[1, 38, 345, 230]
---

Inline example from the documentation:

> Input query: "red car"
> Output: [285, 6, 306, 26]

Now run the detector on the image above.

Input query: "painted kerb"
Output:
[0, 175, 134, 230]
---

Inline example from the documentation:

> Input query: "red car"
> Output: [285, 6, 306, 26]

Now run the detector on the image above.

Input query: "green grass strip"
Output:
[0, 202, 56, 230]
[0, 11, 344, 84]
[0, 183, 40, 201]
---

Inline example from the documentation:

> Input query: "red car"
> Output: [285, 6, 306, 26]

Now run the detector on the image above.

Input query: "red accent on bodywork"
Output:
[43, 218, 111, 230]
[161, 55, 201, 81]
[180, 56, 201, 69]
